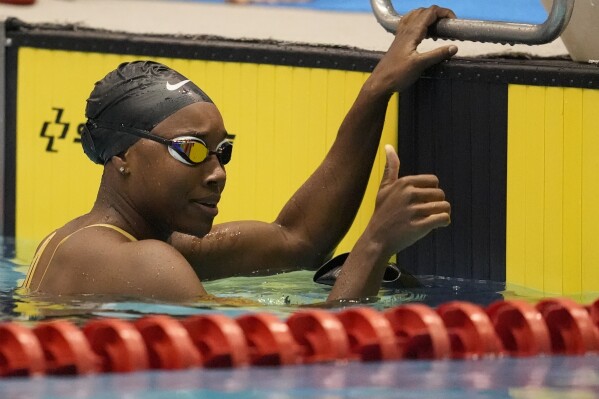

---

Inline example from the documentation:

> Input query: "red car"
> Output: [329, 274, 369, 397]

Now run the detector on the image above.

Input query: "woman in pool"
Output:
[23, 6, 456, 302]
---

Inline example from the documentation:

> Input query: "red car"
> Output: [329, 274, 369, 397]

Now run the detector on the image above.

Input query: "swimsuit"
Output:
[22, 224, 137, 290]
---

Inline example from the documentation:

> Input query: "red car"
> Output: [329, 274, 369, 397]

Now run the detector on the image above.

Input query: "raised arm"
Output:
[274, 6, 457, 263]
[172, 6, 458, 280]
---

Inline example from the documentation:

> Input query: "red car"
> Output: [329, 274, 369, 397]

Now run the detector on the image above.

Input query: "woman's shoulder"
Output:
[58, 224, 174, 262]
[44, 224, 202, 298]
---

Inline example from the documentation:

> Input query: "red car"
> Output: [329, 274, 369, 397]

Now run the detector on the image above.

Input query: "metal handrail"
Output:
[371, 0, 575, 45]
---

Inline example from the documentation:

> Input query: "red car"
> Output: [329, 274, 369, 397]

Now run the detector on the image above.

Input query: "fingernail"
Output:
[448, 45, 458, 55]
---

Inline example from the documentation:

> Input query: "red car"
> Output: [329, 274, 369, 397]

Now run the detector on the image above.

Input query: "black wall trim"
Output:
[6, 20, 381, 73]
[6, 19, 599, 89]
[397, 79, 508, 281]
[3, 45, 18, 251]
[425, 58, 599, 89]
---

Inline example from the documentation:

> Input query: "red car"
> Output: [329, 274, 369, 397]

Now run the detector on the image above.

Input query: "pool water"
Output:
[1, 357, 599, 399]
[2, 270, 509, 323]
[1, 235, 511, 324]
[1, 237, 598, 398]
[0, 235, 567, 327]
[188, 0, 548, 24]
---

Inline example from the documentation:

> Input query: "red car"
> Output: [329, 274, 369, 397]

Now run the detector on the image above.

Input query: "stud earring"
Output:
[119, 166, 126, 174]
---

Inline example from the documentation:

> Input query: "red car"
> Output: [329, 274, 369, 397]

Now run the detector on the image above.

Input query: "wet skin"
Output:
[120, 102, 229, 240]
[27, 6, 456, 302]
[25, 103, 228, 300]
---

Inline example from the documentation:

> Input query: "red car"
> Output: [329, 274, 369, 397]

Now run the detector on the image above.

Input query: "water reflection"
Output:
[0, 268, 511, 323]
[0, 235, 531, 324]
[0, 356, 598, 399]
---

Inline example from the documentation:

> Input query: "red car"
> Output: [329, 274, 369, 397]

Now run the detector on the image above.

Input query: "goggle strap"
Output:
[89, 120, 173, 146]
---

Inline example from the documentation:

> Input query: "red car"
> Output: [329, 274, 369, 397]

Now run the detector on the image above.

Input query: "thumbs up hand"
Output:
[366, 145, 451, 257]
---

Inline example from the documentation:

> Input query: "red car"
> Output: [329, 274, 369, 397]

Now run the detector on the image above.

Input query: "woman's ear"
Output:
[109, 154, 130, 176]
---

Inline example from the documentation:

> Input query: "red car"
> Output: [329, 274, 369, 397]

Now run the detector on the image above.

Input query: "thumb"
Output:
[381, 144, 400, 187]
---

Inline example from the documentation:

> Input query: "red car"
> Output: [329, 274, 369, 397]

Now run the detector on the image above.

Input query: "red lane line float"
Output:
[134, 315, 201, 370]
[437, 301, 503, 359]
[0, 296, 598, 380]
[236, 313, 300, 366]
[0, 0, 36, 4]
[182, 314, 249, 368]
[486, 300, 551, 357]
[0, 323, 45, 377]
[286, 309, 350, 364]
[33, 320, 99, 375]
[589, 299, 599, 330]
[335, 307, 400, 362]
[83, 318, 149, 373]
[536, 298, 599, 355]
[384, 304, 451, 360]
[590, 299, 599, 345]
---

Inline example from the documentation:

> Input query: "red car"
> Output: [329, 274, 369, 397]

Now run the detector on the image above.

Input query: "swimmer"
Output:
[23, 6, 456, 302]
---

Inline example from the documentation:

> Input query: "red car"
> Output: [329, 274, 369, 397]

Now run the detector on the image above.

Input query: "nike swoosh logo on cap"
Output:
[166, 80, 191, 91]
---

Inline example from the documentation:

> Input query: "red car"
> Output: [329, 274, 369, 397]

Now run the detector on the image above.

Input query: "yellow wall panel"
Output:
[562, 88, 583, 294]
[543, 87, 564, 294]
[14, 48, 397, 263]
[507, 84, 599, 295]
[523, 86, 545, 292]
[506, 84, 527, 286]
[16, 50, 107, 260]
[581, 89, 599, 293]
[273, 66, 295, 199]
[288, 67, 311, 201]
[307, 69, 329, 171]
[254, 64, 277, 222]
[223, 62, 259, 220]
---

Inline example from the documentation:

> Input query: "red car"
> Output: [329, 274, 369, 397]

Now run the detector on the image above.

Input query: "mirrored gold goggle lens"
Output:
[172, 140, 232, 165]
[184, 142, 210, 163]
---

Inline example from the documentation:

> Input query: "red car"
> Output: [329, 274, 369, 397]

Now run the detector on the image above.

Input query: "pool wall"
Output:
[397, 59, 599, 295]
[2, 21, 399, 264]
[1, 20, 599, 295]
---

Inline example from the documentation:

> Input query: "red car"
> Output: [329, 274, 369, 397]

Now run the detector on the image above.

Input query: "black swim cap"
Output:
[82, 61, 213, 164]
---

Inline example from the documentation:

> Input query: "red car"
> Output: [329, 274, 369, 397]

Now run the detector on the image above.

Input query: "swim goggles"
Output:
[89, 121, 233, 166]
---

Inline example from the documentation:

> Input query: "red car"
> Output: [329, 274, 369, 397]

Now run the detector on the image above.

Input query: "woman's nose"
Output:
[204, 155, 227, 188]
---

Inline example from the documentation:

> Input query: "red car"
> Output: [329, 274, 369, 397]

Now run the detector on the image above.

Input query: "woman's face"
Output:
[124, 101, 229, 237]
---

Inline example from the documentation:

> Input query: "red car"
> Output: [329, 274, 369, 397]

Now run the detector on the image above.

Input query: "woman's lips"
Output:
[191, 198, 219, 217]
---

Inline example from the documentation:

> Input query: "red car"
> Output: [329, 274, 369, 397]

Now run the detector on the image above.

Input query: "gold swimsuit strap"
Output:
[23, 231, 56, 288]
[23, 224, 137, 290]
[86, 223, 138, 242]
